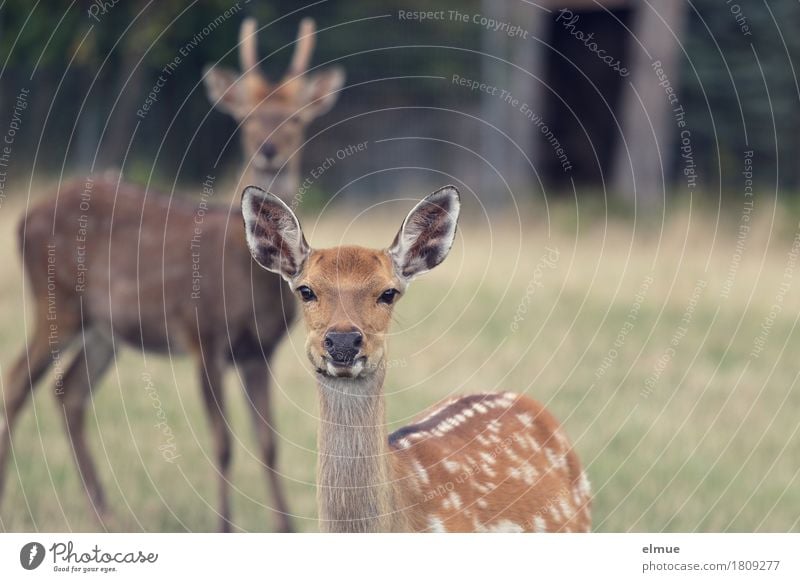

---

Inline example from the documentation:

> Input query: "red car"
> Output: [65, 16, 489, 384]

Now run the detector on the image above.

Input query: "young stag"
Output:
[241, 185, 592, 532]
[0, 17, 344, 532]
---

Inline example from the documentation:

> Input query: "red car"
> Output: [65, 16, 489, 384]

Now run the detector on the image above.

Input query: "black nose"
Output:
[324, 330, 363, 365]
[261, 142, 277, 160]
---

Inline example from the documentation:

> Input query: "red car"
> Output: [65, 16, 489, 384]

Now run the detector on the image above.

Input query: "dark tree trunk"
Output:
[611, 1, 687, 207]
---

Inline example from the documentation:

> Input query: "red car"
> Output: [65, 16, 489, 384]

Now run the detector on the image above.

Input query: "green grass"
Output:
[1, 190, 799, 532]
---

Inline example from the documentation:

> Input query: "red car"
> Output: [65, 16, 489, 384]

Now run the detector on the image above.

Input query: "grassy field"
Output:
[1, 188, 799, 532]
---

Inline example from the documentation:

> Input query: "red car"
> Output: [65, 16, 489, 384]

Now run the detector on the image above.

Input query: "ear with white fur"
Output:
[298, 66, 345, 120]
[241, 186, 310, 281]
[388, 186, 461, 281]
[203, 65, 249, 119]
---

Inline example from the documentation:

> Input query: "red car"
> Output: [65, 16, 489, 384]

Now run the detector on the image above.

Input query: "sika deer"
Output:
[0, 17, 344, 532]
[241, 185, 592, 532]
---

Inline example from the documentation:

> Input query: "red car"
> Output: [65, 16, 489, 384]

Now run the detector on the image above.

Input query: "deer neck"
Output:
[244, 159, 300, 202]
[316, 368, 400, 532]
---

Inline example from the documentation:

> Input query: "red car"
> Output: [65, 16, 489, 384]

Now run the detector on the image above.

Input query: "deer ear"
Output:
[241, 186, 310, 281]
[203, 65, 248, 118]
[388, 186, 461, 281]
[299, 66, 345, 119]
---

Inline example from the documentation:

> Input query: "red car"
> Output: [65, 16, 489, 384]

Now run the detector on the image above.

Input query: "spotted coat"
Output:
[389, 392, 591, 532]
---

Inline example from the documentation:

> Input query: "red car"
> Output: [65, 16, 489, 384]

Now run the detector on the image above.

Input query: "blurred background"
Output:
[0, 0, 799, 532]
[1, 0, 798, 202]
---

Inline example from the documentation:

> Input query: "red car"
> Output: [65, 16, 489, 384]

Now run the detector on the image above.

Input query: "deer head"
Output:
[240, 186, 592, 534]
[241, 186, 461, 379]
[204, 18, 345, 197]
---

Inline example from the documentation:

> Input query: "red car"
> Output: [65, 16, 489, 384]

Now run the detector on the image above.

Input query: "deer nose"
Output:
[323, 330, 363, 365]
[260, 142, 277, 160]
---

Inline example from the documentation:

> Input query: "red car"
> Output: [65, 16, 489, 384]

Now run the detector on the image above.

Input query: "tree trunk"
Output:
[480, 0, 509, 206]
[509, 3, 547, 196]
[99, 47, 148, 169]
[611, 1, 687, 207]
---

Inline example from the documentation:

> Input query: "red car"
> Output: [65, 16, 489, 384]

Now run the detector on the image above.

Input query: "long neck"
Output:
[316, 369, 400, 532]
[242, 156, 300, 201]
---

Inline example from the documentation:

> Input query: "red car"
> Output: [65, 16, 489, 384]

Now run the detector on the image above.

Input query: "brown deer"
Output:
[0, 17, 344, 532]
[241, 185, 592, 532]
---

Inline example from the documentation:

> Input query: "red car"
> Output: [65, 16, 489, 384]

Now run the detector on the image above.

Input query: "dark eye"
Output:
[378, 288, 399, 305]
[297, 285, 317, 302]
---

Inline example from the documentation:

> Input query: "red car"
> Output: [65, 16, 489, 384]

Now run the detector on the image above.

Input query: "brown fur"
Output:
[0, 17, 344, 532]
[0, 178, 293, 532]
[294, 247, 397, 375]
[205, 17, 345, 197]
[305, 252, 590, 532]
[242, 186, 591, 532]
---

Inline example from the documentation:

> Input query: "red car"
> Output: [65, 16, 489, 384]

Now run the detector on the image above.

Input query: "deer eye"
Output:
[378, 288, 399, 305]
[296, 285, 317, 302]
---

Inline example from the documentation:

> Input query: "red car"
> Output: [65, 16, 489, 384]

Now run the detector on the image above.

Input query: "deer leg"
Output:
[56, 331, 114, 525]
[0, 328, 57, 506]
[241, 359, 293, 533]
[198, 353, 232, 532]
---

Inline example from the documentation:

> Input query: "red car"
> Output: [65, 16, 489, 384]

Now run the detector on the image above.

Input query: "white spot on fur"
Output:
[554, 429, 570, 450]
[411, 459, 429, 484]
[505, 445, 524, 465]
[443, 460, 460, 474]
[533, 515, 547, 532]
[474, 481, 493, 494]
[446, 491, 462, 510]
[517, 412, 534, 428]
[427, 516, 447, 532]
[579, 471, 592, 498]
[520, 461, 539, 485]
[478, 451, 495, 465]
[494, 395, 515, 408]
[545, 447, 567, 471]
[559, 498, 574, 520]
[526, 434, 542, 452]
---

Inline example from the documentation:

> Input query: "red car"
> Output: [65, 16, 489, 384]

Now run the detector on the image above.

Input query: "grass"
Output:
[1, 187, 799, 532]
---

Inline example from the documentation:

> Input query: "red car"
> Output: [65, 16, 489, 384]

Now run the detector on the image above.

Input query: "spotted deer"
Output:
[241, 185, 592, 532]
[0, 17, 344, 532]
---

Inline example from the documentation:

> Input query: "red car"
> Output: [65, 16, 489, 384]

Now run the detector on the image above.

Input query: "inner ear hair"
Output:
[241, 186, 310, 281]
[389, 185, 461, 281]
[203, 65, 246, 117]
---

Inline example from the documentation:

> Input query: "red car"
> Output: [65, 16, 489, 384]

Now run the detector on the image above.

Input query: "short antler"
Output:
[287, 18, 316, 78]
[239, 17, 258, 72]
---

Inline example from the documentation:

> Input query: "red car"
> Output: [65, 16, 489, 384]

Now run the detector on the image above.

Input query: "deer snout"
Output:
[323, 329, 363, 366]
[260, 142, 278, 161]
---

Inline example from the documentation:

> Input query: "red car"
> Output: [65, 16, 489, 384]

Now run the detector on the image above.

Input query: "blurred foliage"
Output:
[0, 0, 797, 194]
[682, 0, 800, 193]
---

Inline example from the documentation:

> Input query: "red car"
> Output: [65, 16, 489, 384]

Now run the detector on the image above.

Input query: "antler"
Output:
[287, 18, 316, 78]
[239, 17, 258, 72]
